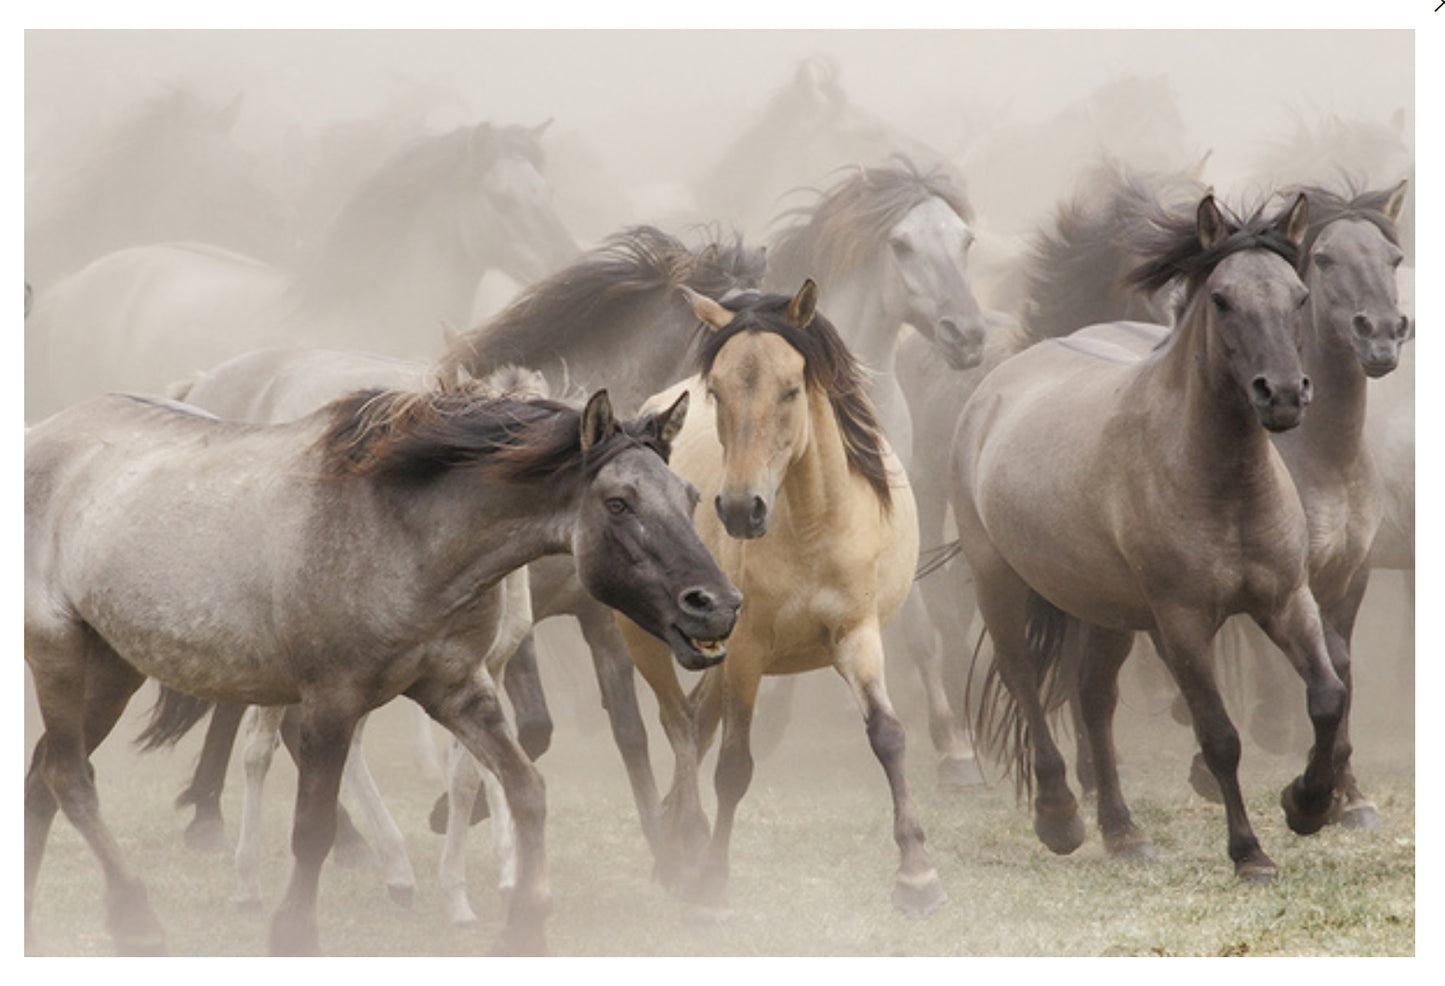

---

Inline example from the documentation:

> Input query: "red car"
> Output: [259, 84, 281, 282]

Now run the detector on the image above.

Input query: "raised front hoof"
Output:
[1188, 753, 1223, 803]
[937, 754, 985, 789]
[182, 816, 232, 853]
[892, 869, 947, 919]
[1234, 855, 1279, 885]
[1103, 828, 1157, 862]
[1281, 777, 1332, 836]
[387, 883, 415, 909]
[1033, 806, 1087, 855]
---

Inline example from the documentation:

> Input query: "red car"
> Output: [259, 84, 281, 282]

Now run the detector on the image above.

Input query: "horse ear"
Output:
[654, 390, 689, 447]
[1383, 179, 1409, 223]
[1280, 192, 1309, 248]
[580, 390, 617, 452]
[786, 279, 819, 329]
[680, 286, 734, 332]
[1196, 195, 1228, 250]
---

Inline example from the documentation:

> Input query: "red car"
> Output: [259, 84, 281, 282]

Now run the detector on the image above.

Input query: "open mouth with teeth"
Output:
[669, 626, 730, 670]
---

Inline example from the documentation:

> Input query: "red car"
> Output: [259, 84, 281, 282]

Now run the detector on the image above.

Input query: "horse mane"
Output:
[693, 291, 893, 510]
[766, 157, 973, 286]
[316, 378, 664, 485]
[1123, 196, 1302, 303]
[440, 224, 765, 375]
[1283, 181, 1402, 265]
[1018, 159, 1206, 346]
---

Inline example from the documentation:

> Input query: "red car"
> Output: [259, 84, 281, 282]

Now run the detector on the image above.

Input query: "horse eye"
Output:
[890, 237, 914, 257]
[1313, 253, 1334, 270]
[780, 387, 801, 403]
[1210, 292, 1229, 312]
[606, 497, 628, 515]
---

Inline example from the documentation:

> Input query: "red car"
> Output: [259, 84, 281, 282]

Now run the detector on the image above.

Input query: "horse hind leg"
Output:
[278, 705, 372, 866]
[26, 629, 163, 955]
[889, 585, 983, 789]
[438, 737, 486, 926]
[180, 700, 245, 852]
[835, 621, 947, 919]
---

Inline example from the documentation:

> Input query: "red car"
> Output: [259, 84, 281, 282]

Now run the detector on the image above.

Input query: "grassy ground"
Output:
[23, 579, 1416, 958]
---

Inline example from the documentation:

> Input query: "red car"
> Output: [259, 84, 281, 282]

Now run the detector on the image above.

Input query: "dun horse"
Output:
[951, 193, 1348, 881]
[24, 381, 739, 955]
[621, 281, 946, 917]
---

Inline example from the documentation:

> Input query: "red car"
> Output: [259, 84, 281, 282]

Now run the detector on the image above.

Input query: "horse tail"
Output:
[914, 539, 963, 581]
[966, 589, 1079, 802]
[135, 685, 214, 752]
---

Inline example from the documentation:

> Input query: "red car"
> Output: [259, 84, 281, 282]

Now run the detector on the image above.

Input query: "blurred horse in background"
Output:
[25, 121, 580, 421]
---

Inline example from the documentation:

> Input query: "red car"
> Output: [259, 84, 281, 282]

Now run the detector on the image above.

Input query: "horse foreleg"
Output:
[892, 585, 982, 788]
[835, 620, 946, 918]
[234, 705, 284, 910]
[620, 618, 708, 890]
[180, 701, 245, 852]
[577, 601, 661, 851]
[691, 664, 759, 914]
[1318, 571, 1378, 828]
[439, 737, 485, 926]
[408, 675, 549, 957]
[339, 712, 417, 906]
[502, 633, 553, 761]
[268, 694, 360, 956]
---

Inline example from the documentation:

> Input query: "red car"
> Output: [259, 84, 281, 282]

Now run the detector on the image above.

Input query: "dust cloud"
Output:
[21, 26, 1420, 958]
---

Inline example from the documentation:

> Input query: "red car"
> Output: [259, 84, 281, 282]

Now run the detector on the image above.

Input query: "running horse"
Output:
[24, 380, 739, 955]
[621, 281, 946, 916]
[951, 192, 1348, 880]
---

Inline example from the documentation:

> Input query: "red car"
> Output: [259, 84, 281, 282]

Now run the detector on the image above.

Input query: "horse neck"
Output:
[820, 263, 904, 386]
[381, 468, 576, 598]
[1288, 297, 1371, 466]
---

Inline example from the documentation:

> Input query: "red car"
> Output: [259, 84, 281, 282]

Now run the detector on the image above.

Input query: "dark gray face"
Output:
[1308, 219, 1410, 378]
[572, 446, 741, 672]
[1207, 250, 1313, 433]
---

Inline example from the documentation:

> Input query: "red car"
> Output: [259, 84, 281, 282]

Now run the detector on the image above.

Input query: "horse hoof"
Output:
[892, 869, 947, 919]
[1034, 808, 1087, 855]
[182, 817, 232, 853]
[1235, 857, 1279, 884]
[1281, 778, 1330, 836]
[937, 754, 985, 789]
[1189, 753, 1223, 803]
[1104, 829, 1157, 862]
[387, 884, 414, 909]
[1337, 799, 1382, 831]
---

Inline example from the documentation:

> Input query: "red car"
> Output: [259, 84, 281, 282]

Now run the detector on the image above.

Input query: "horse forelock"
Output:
[767, 158, 972, 283]
[693, 294, 893, 510]
[1124, 198, 1302, 302]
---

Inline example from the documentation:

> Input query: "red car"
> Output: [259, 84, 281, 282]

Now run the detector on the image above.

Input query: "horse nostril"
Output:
[1398, 315, 1413, 339]
[1300, 376, 1313, 405]
[1251, 376, 1274, 404]
[749, 495, 767, 526]
[681, 588, 717, 614]
[1352, 313, 1373, 337]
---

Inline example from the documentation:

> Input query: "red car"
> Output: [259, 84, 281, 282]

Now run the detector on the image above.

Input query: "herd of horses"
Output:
[24, 67, 1414, 956]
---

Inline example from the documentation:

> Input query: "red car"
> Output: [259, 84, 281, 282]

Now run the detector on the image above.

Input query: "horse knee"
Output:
[1307, 676, 1347, 727]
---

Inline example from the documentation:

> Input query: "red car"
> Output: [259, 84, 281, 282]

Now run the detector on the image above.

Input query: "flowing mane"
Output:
[693, 291, 893, 509]
[316, 381, 667, 484]
[439, 224, 765, 374]
[766, 158, 973, 286]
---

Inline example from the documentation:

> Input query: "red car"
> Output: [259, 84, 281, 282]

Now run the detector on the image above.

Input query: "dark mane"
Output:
[1123, 197, 1302, 301]
[440, 225, 765, 374]
[693, 292, 893, 509]
[1018, 160, 1206, 345]
[766, 158, 973, 286]
[316, 385, 666, 485]
[1283, 181, 1402, 267]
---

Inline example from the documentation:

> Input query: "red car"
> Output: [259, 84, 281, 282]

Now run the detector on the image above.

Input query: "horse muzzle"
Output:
[936, 315, 987, 371]
[668, 584, 742, 671]
[715, 490, 771, 540]
[1251, 373, 1312, 432]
